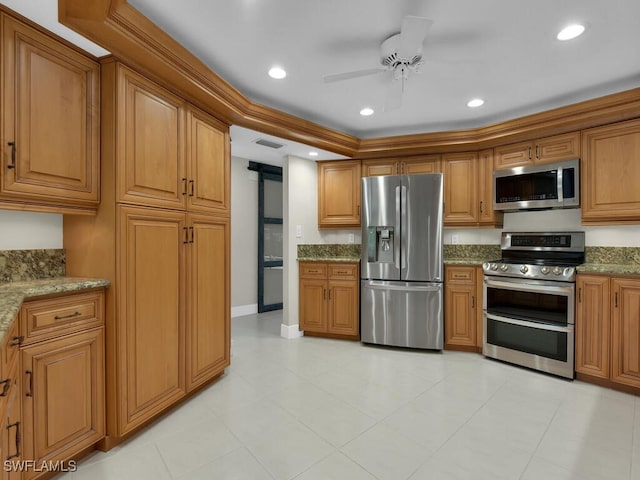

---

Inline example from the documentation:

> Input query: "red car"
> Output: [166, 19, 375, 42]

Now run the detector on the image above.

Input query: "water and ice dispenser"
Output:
[366, 226, 395, 263]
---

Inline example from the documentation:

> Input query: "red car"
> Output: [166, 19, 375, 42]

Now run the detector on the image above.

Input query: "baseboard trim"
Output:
[281, 323, 303, 339]
[231, 304, 258, 318]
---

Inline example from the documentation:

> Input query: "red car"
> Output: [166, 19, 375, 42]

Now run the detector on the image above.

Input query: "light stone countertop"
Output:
[577, 263, 640, 276]
[0, 277, 110, 342]
[297, 256, 360, 263]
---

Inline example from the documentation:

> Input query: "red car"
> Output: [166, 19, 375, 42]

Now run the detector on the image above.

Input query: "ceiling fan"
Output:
[323, 16, 433, 110]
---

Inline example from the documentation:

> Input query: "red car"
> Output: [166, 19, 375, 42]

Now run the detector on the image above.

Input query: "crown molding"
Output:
[59, 1, 640, 159]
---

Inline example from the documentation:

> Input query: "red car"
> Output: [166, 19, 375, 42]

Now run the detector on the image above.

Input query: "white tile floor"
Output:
[63, 311, 640, 480]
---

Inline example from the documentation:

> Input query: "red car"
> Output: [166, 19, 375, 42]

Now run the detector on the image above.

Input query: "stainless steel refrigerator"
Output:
[360, 174, 444, 349]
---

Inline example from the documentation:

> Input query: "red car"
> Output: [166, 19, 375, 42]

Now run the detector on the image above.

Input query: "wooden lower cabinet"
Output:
[1, 353, 20, 480]
[299, 262, 359, 339]
[576, 274, 640, 392]
[21, 328, 105, 480]
[575, 275, 610, 378]
[444, 265, 481, 351]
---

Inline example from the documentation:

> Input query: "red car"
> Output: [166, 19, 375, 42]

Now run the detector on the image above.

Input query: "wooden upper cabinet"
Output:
[582, 119, 640, 224]
[317, 160, 361, 228]
[575, 275, 611, 379]
[494, 131, 580, 169]
[115, 64, 187, 209]
[443, 152, 478, 224]
[186, 107, 230, 215]
[611, 277, 640, 389]
[361, 155, 440, 176]
[0, 13, 99, 207]
[477, 149, 502, 226]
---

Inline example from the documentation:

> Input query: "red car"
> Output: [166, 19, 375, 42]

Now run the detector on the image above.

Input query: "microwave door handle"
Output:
[484, 278, 574, 296]
[557, 167, 564, 203]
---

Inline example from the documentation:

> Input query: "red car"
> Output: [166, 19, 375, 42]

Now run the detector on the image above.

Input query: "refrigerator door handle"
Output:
[365, 281, 442, 292]
[395, 185, 401, 270]
[400, 184, 407, 271]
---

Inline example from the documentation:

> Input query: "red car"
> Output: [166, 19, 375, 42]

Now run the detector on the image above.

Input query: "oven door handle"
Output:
[484, 278, 573, 296]
[486, 313, 573, 333]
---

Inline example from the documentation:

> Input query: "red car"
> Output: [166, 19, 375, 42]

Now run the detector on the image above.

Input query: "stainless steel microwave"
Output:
[493, 159, 580, 211]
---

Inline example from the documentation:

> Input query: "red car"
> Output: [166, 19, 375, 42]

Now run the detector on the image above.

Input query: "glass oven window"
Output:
[486, 286, 568, 325]
[486, 317, 568, 362]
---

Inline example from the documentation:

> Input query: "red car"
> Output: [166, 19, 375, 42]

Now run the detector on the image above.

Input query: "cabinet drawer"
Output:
[0, 318, 21, 379]
[445, 266, 476, 284]
[328, 264, 358, 280]
[20, 290, 105, 345]
[299, 263, 328, 278]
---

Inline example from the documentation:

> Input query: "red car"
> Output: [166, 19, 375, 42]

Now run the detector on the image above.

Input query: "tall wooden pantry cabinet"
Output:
[64, 60, 231, 445]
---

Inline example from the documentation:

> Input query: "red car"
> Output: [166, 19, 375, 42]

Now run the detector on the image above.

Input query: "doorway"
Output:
[249, 161, 283, 312]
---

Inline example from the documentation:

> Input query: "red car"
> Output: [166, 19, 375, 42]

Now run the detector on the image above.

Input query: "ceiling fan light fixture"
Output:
[467, 98, 484, 108]
[557, 24, 585, 41]
[268, 66, 287, 79]
[360, 107, 374, 116]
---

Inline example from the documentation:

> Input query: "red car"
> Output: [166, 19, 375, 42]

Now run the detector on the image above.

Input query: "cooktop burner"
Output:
[482, 231, 585, 282]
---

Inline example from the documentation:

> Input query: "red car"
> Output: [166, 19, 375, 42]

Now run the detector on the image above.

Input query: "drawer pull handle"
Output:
[336, 271, 347, 275]
[471, 296, 475, 308]
[9, 335, 23, 347]
[189, 179, 195, 196]
[0, 379, 10, 397]
[182, 177, 188, 195]
[189, 226, 194, 243]
[54, 311, 82, 320]
[7, 142, 16, 169]
[308, 269, 318, 273]
[6, 421, 20, 460]
[25, 371, 33, 397]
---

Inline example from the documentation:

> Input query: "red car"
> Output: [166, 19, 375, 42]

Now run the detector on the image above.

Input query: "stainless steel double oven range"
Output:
[482, 232, 585, 379]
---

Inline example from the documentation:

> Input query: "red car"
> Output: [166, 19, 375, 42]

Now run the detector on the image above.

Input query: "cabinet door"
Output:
[402, 155, 441, 174]
[328, 280, 359, 337]
[361, 159, 397, 177]
[186, 214, 230, 391]
[535, 131, 580, 164]
[186, 107, 230, 214]
[582, 119, 640, 223]
[443, 152, 478, 224]
[117, 65, 186, 209]
[317, 160, 361, 228]
[494, 141, 534, 169]
[299, 278, 327, 333]
[118, 206, 186, 433]
[477, 149, 502, 226]
[445, 284, 477, 348]
[575, 275, 610, 379]
[1, 14, 99, 205]
[1, 360, 20, 480]
[611, 277, 640, 388]
[21, 329, 104, 479]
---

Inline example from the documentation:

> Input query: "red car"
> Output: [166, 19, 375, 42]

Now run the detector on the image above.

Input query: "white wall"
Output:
[230, 157, 258, 314]
[445, 208, 640, 246]
[0, 210, 62, 249]
[283, 155, 360, 327]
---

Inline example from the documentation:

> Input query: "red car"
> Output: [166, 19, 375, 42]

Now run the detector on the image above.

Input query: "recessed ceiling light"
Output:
[467, 98, 484, 108]
[268, 66, 287, 79]
[309, 151, 319, 157]
[557, 24, 585, 41]
[360, 107, 374, 116]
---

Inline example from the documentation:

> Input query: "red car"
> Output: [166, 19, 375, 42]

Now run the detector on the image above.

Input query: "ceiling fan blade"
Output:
[398, 16, 432, 59]
[384, 78, 403, 112]
[323, 68, 385, 83]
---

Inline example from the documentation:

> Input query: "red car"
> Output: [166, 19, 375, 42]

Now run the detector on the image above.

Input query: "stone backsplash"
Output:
[585, 247, 640, 265]
[0, 249, 65, 283]
[443, 244, 500, 262]
[297, 244, 360, 259]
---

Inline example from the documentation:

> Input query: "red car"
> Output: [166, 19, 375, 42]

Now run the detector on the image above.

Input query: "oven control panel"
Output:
[483, 262, 576, 282]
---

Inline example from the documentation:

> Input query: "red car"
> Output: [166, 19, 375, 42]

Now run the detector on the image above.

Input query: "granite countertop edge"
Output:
[297, 256, 361, 263]
[577, 264, 640, 276]
[0, 277, 110, 338]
